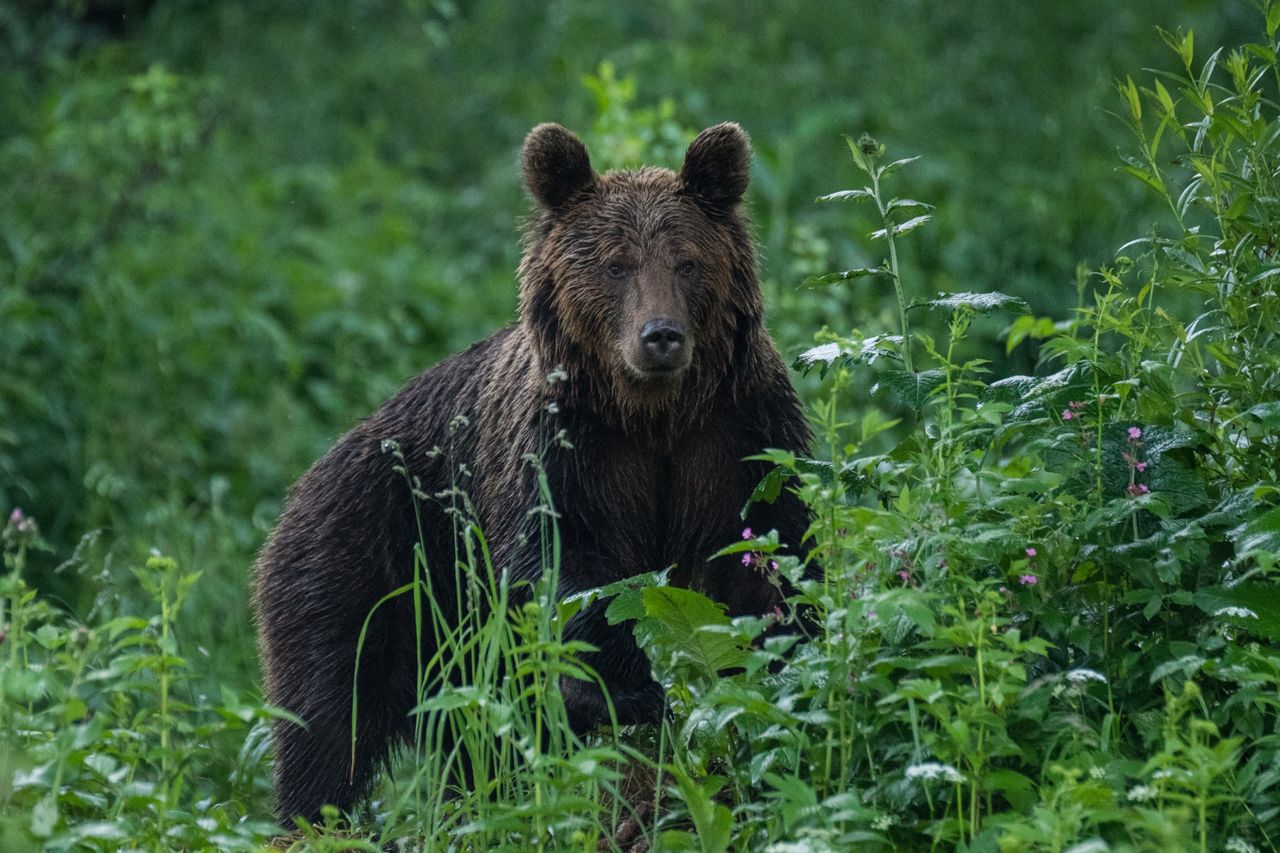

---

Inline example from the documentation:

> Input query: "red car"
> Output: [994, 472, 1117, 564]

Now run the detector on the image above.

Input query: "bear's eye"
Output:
[677, 260, 698, 277]
[605, 262, 629, 279]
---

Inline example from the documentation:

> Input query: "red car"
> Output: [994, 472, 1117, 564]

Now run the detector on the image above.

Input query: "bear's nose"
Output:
[640, 319, 686, 365]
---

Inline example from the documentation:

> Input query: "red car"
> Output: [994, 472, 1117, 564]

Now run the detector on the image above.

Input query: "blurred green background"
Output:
[0, 0, 1248, 690]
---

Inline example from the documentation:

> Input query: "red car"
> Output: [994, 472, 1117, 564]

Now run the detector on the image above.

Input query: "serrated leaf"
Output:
[817, 188, 874, 203]
[870, 214, 931, 240]
[637, 587, 749, 682]
[801, 267, 884, 289]
[873, 369, 947, 411]
[792, 335, 904, 378]
[885, 198, 934, 213]
[909, 291, 1029, 314]
[879, 155, 921, 178]
[1196, 582, 1280, 641]
[982, 374, 1038, 403]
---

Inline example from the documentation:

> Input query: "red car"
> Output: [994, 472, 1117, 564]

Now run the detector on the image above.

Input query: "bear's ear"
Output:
[680, 122, 751, 212]
[522, 123, 596, 211]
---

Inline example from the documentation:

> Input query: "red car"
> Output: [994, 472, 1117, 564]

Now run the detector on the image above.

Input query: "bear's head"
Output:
[518, 123, 764, 427]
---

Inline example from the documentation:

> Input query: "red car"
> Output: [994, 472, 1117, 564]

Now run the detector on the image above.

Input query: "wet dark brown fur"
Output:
[252, 122, 812, 823]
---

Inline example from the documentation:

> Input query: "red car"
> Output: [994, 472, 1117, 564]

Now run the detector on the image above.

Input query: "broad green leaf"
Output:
[1196, 583, 1280, 641]
[638, 587, 749, 681]
[873, 369, 948, 411]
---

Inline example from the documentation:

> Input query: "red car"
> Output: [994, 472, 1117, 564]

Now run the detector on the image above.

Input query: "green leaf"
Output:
[983, 769, 1037, 812]
[1195, 583, 1280, 641]
[885, 197, 934, 214]
[637, 587, 749, 681]
[908, 291, 1029, 315]
[1121, 75, 1142, 122]
[1245, 400, 1280, 429]
[878, 154, 921, 178]
[870, 214, 931, 240]
[1122, 164, 1165, 194]
[1153, 78, 1176, 118]
[1005, 314, 1057, 354]
[1231, 505, 1280, 566]
[31, 795, 58, 838]
[792, 334, 905, 378]
[671, 771, 733, 853]
[873, 369, 947, 411]
[800, 267, 884, 289]
[816, 188, 874, 203]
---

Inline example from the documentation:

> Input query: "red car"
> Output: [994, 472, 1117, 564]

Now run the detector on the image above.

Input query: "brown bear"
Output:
[252, 122, 812, 823]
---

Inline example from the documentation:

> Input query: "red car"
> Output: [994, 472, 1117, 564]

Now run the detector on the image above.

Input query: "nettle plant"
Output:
[613, 13, 1280, 853]
[0, 512, 280, 851]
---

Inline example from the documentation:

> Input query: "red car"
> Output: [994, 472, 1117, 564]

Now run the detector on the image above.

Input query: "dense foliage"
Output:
[2, 1, 1278, 850]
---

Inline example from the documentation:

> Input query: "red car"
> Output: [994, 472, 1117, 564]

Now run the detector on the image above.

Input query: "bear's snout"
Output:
[639, 319, 687, 371]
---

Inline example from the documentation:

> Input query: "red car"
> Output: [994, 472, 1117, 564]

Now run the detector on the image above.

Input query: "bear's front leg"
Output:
[557, 597, 666, 733]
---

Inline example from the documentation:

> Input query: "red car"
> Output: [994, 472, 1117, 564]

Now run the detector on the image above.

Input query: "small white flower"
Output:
[1126, 784, 1157, 802]
[1089, 766, 1106, 779]
[871, 814, 898, 831]
[1213, 606, 1258, 620]
[905, 762, 965, 784]
[1225, 838, 1260, 853]
[1065, 668, 1108, 684]
[1152, 769, 1177, 780]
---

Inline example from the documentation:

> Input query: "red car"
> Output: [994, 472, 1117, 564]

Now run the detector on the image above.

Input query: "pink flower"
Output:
[1128, 426, 1142, 441]
[999, 585, 1008, 594]
[741, 553, 753, 567]
[1062, 409, 1074, 421]
[898, 569, 910, 582]
[741, 527, 753, 540]
[768, 560, 779, 572]
[1127, 483, 1150, 496]
[1019, 574, 1038, 586]
[8, 507, 21, 524]
[1135, 461, 1147, 472]
[1025, 547, 1037, 558]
